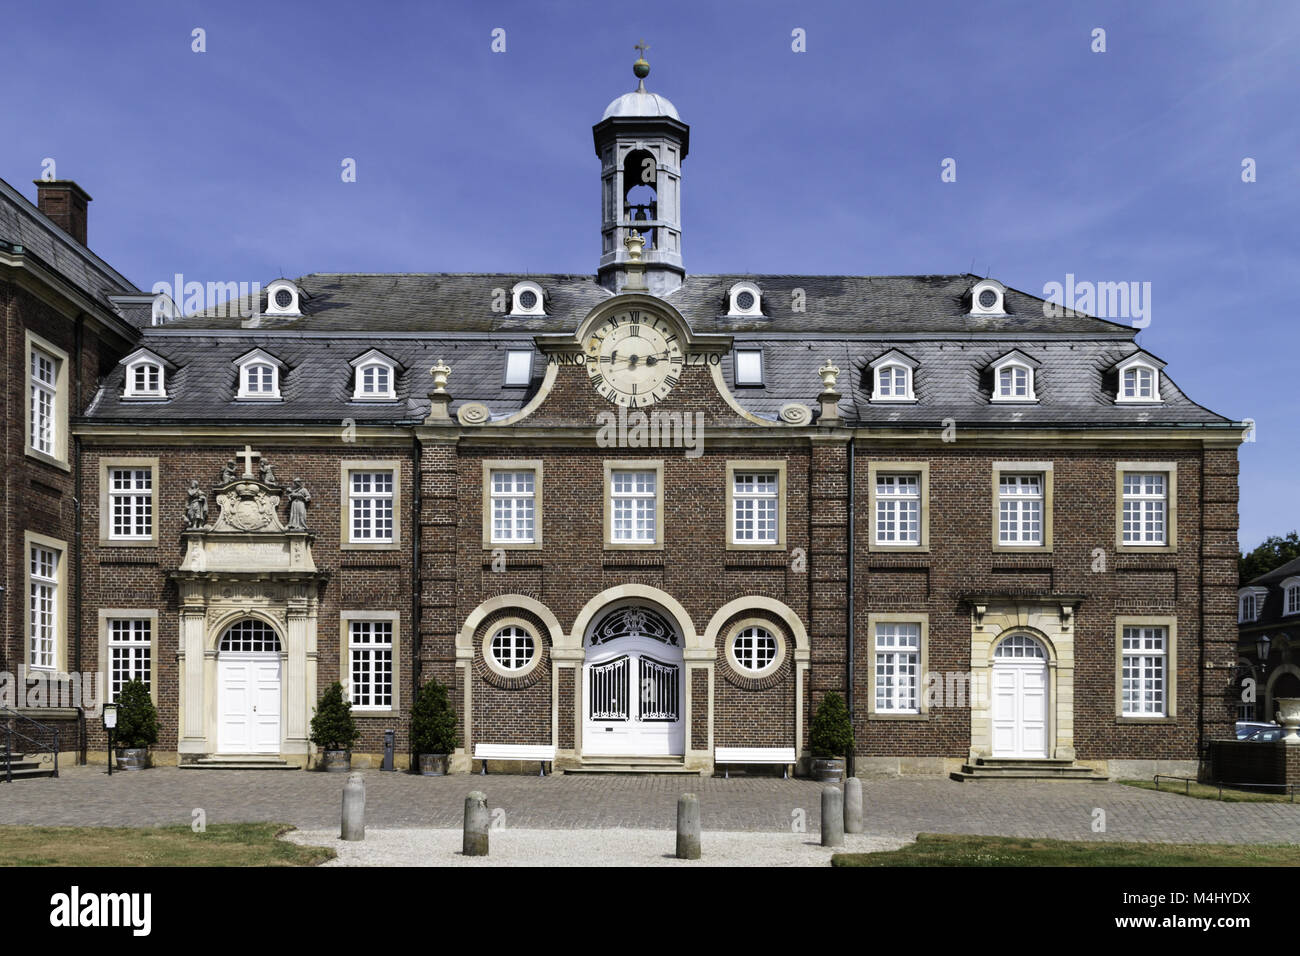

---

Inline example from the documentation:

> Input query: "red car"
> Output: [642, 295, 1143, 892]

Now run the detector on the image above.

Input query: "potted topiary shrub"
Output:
[310, 682, 359, 772]
[410, 679, 460, 775]
[809, 691, 854, 782]
[114, 679, 159, 771]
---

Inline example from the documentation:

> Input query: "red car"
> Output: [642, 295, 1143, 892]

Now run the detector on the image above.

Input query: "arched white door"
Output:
[991, 634, 1049, 758]
[582, 606, 685, 757]
[217, 620, 282, 754]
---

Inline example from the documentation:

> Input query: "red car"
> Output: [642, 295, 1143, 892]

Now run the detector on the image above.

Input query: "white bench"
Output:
[473, 743, 556, 776]
[715, 747, 797, 779]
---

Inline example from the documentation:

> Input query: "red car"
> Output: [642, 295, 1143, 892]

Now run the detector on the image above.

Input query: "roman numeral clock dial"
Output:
[586, 310, 682, 407]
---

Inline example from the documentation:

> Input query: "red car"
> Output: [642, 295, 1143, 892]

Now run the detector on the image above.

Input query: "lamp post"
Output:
[1256, 633, 1272, 676]
[103, 702, 117, 776]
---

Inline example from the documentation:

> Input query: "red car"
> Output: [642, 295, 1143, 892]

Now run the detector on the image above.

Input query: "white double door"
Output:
[218, 653, 282, 754]
[583, 636, 684, 757]
[991, 658, 1048, 758]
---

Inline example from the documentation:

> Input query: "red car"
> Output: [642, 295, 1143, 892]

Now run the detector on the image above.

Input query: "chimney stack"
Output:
[33, 180, 92, 246]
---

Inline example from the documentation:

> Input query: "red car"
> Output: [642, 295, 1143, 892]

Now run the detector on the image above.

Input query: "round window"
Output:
[732, 626, 777, 673]
[977, 288, 998, 309]
[735, 290, 756, 311]
[490, 625, 535, 671]
[274, 288, 294, 309]
[518, 289, 539, 310]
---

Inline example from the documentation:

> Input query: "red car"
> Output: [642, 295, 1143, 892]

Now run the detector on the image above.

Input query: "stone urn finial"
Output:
[624, 229, 645, 262]
[819, 359, 840, 391]
[430, 359, 451, 393]
[1276, 698, 1300, 742]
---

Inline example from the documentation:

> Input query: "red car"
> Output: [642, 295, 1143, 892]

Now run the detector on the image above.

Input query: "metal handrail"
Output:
[0, 707, 61, 782]
[1152, 773, 1297, 803]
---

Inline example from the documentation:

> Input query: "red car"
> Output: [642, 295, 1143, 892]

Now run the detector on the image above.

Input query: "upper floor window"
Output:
[30, 348, 57, 455]
[998, 473, 1044, 546]
[490, 470, 536, 544]
[1121, 472, 1168, 546]
[874, 473, 921, 546]
[731, 471, 778, 544]
[610, 469, 657, 544]
[235, 349, 284, 400]
[351, 350, 397, 401]
[109, 467, 153, 540]
[349, 470, 395, 544]
[1284, 579, 1300, 616]
[1239, 593, 1258, 623]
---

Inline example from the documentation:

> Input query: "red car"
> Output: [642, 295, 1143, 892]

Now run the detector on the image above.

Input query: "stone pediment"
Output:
[209, 480, 287, 534]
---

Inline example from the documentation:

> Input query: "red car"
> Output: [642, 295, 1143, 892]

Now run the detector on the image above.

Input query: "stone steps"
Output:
[565, 756, 699, 775]
[180, 756, 299, 771]
[0, 756, 55, 780]
[950, 757, 1109, 783]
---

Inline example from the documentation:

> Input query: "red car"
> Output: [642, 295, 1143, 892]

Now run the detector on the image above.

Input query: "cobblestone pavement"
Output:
[2, 767, 1298, 844]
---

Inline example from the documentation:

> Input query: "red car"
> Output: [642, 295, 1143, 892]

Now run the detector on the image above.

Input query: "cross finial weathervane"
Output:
[635, 40, 649, 57]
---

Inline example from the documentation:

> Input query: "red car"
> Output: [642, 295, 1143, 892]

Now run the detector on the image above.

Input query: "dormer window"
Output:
[119, 348, 171, 399]
[1114, 355, 1163, 404]
[868, 350, 918, 402]
[1238, 587, 1268, 623]
[350, 349, 398, 401]
[264, 279, 301, 317]
[510, 281, 546, 316]
[969, 279, 1007, 316]
[990, 352, 1038, 403]
[727, 282, 763, 318]
[235, 349, 284, 400]
[1284, 578, 1300, 616]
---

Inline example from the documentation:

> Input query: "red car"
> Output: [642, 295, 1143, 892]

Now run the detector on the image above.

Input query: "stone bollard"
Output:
[463, 791, 490, 856]
[341, 772, 365, 841]
[844, 777, 863, 834]
[676, 792, 701, 860]
[820, 786, 844, 848]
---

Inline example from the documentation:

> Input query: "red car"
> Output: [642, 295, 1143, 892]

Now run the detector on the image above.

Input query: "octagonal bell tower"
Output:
[594, 47, 689, 295]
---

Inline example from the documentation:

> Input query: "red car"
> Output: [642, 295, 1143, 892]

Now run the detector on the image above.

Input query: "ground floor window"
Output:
[875, 622, 920, 713]
[1121, 626, 1167, 716]
[108, 619, 152, 700]
[349, 620, 393, 709]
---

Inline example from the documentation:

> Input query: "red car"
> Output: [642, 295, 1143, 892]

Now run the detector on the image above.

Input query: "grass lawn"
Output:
[0, 823, 335, 867]
[1120, 778, 1298, 803]
[832, 833, 1300, 867]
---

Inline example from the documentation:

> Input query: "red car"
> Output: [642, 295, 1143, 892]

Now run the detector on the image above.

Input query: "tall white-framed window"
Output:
[610, 469, 657, 543]
[874, 364, 913, 401]
[874, 622, 921, 713]
[874, 473, 921, 546]
[1239, 593, 1257, 623]
[1121, 472, 1167, 546]
[108, 619, 152, 701]
[349, 620, 393, 710]
[30, 347, 57, 456]
[1121, 625, 1167, 717]
[29, 544, 59, 671]
[998, 473, 1043, 546]
[490, 470, 536, 544]
[349, 470, 395, 543]
[731, 471, 778, 544]
[994, 363, 1035, 401]
[108, 467, 153, 540]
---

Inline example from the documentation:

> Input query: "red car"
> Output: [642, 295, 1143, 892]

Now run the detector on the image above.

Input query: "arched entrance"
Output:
[217, 619, 283, 754]
[582, 605, 684, 756]
[991, 633, 1049, 758]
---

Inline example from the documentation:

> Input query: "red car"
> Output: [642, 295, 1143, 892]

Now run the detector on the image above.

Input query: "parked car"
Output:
[1235, 720, 1280, 739]
[1244, 726, 1285, 742]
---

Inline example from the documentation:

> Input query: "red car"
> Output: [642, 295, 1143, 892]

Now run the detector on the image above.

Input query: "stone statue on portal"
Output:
[185, 480, 208, 530]
[287, 478, 311, 531]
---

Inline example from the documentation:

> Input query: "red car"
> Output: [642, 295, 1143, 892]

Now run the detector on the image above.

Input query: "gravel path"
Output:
[282, 827, 912, 866]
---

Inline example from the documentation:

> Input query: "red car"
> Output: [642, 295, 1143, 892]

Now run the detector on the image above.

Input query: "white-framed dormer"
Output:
[969, 278, 1007, 316]
[234, 348, 285, 401]
[510, 280, 546, 317]
[727, 281, 763, 318]
[1281, 577, 1300, 617]
[1238, 586, 1269, 623]
[1113, 353, 1165, 404]
[989, 350, 1040, 403]
[265, 279, 302, 317]
[119, 347, 173, 400]
[868, 349, 918, 402]
[350, 349, 398, 401]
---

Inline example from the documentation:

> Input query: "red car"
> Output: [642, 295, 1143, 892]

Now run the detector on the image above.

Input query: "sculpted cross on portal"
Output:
[237, 444, 261, 479]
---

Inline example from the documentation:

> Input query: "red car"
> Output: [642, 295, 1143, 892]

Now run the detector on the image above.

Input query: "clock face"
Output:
[585, 309, 684, 407]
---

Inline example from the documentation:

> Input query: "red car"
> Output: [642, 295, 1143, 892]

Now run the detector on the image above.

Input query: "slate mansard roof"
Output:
[81, 272, 1236, 428]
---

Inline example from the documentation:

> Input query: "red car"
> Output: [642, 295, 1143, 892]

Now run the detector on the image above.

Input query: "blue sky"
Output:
[3, 0, 1296, 549]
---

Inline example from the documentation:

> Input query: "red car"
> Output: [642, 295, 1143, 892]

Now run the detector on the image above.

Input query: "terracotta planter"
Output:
[418, 754, 449, 776]
[321, 750, 352, 772]
[811, 757, 845, 782]
[115, 748, 148, 771]
[1276, 698, 1300, 741]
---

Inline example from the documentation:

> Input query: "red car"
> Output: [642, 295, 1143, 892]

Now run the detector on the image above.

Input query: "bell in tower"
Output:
[593, 44, 689, 295]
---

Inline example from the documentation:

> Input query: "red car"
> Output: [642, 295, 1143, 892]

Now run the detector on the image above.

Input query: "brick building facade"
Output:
[2, 61, 1245, 777]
